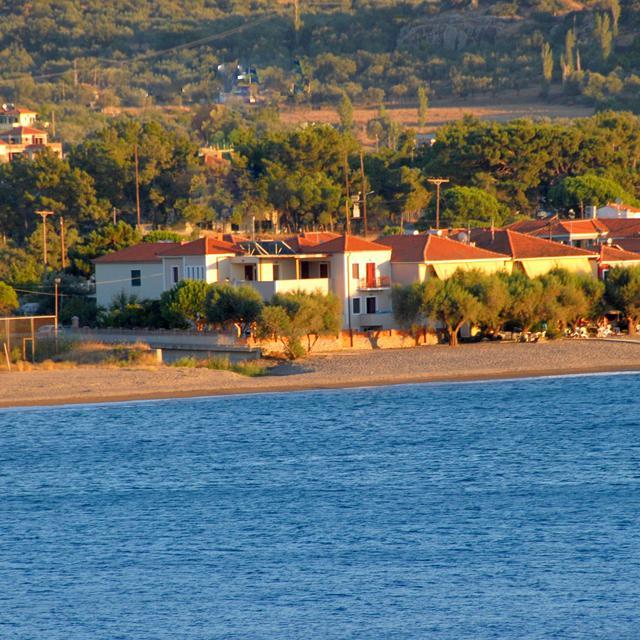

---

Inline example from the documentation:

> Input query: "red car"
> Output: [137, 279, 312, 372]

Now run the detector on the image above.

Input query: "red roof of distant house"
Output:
[297, 231, 341, 247]
[93, 242, 179, 264]
[595, 219, 640, 238]
[506, 218, 556, 233]
[613, 238, 640, 253]
[473, 229, 598, 259]
[159, 237, 238, 257]
[311, 234, 390, 253]
[379, 234, 508, 262]
[0, 126, 47, 136]
[1, 106, 37, 114]
[599, 244, 640, 263]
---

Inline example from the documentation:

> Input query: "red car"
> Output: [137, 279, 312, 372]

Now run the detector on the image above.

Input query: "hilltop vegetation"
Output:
[1, 0, 639, 114]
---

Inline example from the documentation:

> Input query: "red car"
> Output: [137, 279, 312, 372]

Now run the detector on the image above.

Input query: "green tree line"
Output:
[392, 266, 640, 346]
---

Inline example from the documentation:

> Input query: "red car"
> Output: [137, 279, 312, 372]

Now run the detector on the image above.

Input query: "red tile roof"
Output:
[159, 237, 237, 257]
[596, 219, 640, 238]
[93, 242, 179, 264]
[0, 126, 47, 136]
[600, 244, 640, 263]
[473, 229, 598, 259]
[297, 231, 341, 248]
[379, 234, 508, 262]
[506, 218, 556, 233]
[311, 234, 390, 253]
[611, 238, 640, 254]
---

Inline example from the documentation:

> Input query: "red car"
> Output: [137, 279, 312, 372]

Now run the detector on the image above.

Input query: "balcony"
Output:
[236, 277, 329, 300]
[358, 276, 391, 290]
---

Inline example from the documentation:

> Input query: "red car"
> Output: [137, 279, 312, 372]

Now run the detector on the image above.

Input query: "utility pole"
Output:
[35, 210, 54, 266]
[112, 207, 118, 225]
[54, 277, 61, 340]
[51, 110, 56, 138]
[344, 154, 351, 235]
[359, 150, 368, 237]
[59, 216, 67, 269]
[293, 0, 301, 33]
[427, 178, 449, 230]
[73, 59, 79, 89]
[134, 143, 142, 228]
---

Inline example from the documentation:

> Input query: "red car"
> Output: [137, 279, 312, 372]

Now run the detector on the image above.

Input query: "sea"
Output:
[1, 373, 639, 639]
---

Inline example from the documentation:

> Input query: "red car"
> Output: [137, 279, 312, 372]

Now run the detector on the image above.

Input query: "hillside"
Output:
[0, 0, 638, 112]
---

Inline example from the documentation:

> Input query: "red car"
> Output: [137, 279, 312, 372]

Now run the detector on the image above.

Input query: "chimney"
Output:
[585, 205, 597, 219]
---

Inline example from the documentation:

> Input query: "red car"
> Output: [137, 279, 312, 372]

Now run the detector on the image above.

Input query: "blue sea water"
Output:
[1, 374, 639, 639]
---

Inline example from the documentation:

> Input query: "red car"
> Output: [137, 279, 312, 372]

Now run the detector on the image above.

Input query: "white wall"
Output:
[597, 205, 640, 219]
[95, 262, 165, 308]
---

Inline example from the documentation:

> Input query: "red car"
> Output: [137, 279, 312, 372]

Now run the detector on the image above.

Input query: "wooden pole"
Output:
[344, 155, 351, 235]
[35, 210, 54, 266]
[134, 143, 141, 228]
[427, 178, 449, 230]
[359, 150, 368, 237]
[3, 342, 10, 372]
[60, 216, 66, 269]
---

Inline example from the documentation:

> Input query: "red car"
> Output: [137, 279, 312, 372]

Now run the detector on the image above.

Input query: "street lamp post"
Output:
[427, 178, 449, 230]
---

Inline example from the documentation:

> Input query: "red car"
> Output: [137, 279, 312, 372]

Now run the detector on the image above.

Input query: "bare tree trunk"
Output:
[628, 316, 637, 335]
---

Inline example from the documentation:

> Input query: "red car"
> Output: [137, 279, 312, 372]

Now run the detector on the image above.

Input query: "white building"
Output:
[93, 234, 394, 330]
[596, 202, 640, 219]
[94, 242, 180, 308]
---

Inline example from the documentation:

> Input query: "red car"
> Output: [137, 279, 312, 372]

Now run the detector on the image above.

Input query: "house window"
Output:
[352, 297, 361, 314]
[352, 263, 360, 279]
[366, 296, 377, 314]
[273, 264, 280, 281]
[172, 266, 179, 284]
[320, 262, 329, 278]
[131, 269, 141, 287]
[244, 264, 255, 281]
[301, 261, 310, 279]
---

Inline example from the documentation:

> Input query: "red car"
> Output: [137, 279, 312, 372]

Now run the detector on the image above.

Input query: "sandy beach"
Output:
[1, 339, 640, 409]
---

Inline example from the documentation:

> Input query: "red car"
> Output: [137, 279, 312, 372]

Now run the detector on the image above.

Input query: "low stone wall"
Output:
[252, 328, 439, 356]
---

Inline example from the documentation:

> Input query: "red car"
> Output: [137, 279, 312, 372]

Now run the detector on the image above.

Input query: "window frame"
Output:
[131, 269, 142, 287]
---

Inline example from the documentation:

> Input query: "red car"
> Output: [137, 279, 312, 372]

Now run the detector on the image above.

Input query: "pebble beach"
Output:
[2, 339, 640, 408]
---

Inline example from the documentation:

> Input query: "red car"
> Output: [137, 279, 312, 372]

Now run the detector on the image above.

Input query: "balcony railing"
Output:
[358, 276, 391, 290]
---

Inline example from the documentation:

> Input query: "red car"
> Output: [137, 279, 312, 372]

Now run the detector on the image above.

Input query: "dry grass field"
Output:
[279, 89, 595, 145]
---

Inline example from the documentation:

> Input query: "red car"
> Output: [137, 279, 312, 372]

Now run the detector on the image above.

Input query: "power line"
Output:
[0, 14, 276, 84]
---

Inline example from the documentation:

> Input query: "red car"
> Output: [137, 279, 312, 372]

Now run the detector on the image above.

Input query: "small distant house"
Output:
[378, 233, 510, 283]
[596, 202, 640, 219]
[0, 104, 38, 130]
[598, 244, 640, 279]
[472, 229, 599, 277]
[527, 219, 609, 249]
[0, 126, 62, 162]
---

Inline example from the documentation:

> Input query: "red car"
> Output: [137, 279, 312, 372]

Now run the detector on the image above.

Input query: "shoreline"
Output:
[3, 362, 639, 410]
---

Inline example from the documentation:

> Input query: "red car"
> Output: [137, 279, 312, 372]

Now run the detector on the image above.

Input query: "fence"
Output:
[1, 315, 57, 368]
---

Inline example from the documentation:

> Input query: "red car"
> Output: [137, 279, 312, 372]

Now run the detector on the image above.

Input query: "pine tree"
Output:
[565, 29, 575, 73]
[609, 0, 621, 36]
[417, 86, 429, 128]
[594, 13, 613, 61]
[540, 42, 554, 93]
[337, 92, 354, 131]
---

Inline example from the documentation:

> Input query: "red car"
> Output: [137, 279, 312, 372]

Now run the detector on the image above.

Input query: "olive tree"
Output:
[205, 283, 264, 336]
[604, 265, 640, 335]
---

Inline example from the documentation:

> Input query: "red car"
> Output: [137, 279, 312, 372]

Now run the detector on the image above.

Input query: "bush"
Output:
[171, 355, 266, 376]
[60, 296, 98, 327]
[0, 281, 19, 315]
